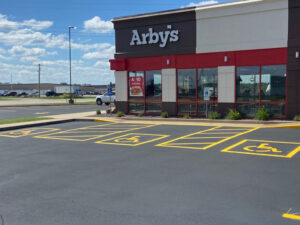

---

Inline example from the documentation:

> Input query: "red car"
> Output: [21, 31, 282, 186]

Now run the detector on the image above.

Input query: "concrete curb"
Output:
[117, 116, 294, 125]
[0, 115, 299, 132]
[0, 119, 75, 131]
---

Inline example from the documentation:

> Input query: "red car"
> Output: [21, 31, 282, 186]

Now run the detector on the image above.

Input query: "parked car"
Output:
[4, 91, 17, 96]
[17, 92, 28, 97]
[96, 91, 116, 105]
[28, 91, 39, 97]
[45, 91, 59, 97]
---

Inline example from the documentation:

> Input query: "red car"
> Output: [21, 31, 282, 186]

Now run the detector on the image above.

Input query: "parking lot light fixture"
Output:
[68, 26, 76, 104]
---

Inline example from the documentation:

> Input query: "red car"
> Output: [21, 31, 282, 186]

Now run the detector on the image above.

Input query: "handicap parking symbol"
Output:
[222, 139, 300, 158]
[96, 133, 169, 146]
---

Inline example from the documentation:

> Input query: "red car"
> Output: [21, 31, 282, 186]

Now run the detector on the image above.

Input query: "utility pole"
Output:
[38, 64, 41, 98]
[10, 73, 12, 90]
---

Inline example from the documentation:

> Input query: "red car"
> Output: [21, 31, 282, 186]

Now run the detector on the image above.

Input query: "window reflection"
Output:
[177, 69, 196, 101]
[261, 65, 286, 102]
[198, 68, 217, 101]
[236, 66, 260, 102]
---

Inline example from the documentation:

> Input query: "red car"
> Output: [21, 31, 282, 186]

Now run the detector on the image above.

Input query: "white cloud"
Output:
[8, 45, 46, 57]
[0, 13, 115, 84]
[84, 16, 113, 33]
[82, 46, 115, 60]
[0, 14, 53, 31]
[0, 47, 6, 54]
[0, 14, 19, 30]
[184, 0, 218, 7]
[21, 19, 53, 30]
[0, 29, 51, 46]
[94, 60, 109, 67]
[0, 54, 9, 60]
[20, 56, 41, 62]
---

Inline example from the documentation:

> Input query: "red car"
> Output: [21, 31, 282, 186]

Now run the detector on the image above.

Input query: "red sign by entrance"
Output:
[129, 76, 144, 96]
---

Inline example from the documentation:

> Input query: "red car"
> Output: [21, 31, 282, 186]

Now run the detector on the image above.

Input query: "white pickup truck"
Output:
[96, 91, 116, 105]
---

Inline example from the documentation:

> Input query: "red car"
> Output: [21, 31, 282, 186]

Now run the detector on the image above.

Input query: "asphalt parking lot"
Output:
[0, 121, 299, 225]
[0, 105, 106, 120]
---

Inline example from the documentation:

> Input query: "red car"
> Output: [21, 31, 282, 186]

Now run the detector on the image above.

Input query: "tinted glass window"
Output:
[177, 69, 196, 101]
[145, 70, 161, 100]
[198, 68, 217, 101]
[236, 66, 260, 102]
[261, 65, 286, 102]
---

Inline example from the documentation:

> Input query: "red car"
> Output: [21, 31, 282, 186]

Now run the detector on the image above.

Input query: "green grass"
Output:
[0, 101, 97, 107]
[0, 97, 18, 101]
[39, 96, 94, 99]
[0, 117, 53, 125]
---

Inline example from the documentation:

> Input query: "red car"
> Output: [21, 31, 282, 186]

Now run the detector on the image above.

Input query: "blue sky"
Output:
[0, 0, 228, 85]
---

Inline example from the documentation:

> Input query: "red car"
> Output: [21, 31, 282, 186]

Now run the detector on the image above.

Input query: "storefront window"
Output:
[129, 71, 144, 99]
[128, 70, 162, 114]
[261, 65, 286, 102]
[178, 103, 196, 114]
[198, 103, 217, 115]
[236, 65, 286, 118]
[236, 66, 259, 102]
[177, 69, 196, 101]
[236, 103, 259, 117]
[145, 70, 161, 100]
[145, 70, 162, 113]
[129, 102, 144, 113]
[146, 102, 162, 113]
[261, 103, 285, 118]
[198, 68, 217, 101]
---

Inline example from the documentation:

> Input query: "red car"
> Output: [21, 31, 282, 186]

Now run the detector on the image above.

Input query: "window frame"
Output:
[235, 64, 287, 119]
[176, 67, 219, 117]
[127, 70, 162, 115]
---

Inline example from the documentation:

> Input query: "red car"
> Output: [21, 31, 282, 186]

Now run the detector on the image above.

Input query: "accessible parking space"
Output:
[0, 122, 300, 160]
[0, 127, 60, 138]
[34, 123, 158, 141]
[156, 126, 258, 150]
[0, 121, 300, 225]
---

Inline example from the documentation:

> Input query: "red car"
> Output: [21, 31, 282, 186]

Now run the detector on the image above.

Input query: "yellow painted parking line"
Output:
[157, 126, 258, 150]
[201, 127, 259, 150]
[182, 137, 223, 139]
[94, 118, 118, 123]
[195, 132, 243, 135]
[96, 133, 169, 146]
[282, 213, 300, 220]
[156, 126, 220, 149]
[222, 139, 300, 158]
[34, 123, 158, 142]
[164, 142, 214, 145]
[0, 128, 60, 138]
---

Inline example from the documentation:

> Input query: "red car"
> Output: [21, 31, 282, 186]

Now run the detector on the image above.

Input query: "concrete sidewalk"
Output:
[0, 97, 94, 106]
[1, 108, 300, 132]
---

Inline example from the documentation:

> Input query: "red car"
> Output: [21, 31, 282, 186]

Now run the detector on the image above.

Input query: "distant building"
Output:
[0, 83, 115, 95]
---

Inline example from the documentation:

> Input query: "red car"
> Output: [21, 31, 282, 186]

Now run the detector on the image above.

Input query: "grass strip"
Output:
[0, 117, 53, 125]
[0, 101, 97, 107]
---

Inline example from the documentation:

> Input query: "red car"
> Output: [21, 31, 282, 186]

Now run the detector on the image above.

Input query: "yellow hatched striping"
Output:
[157, 126, 259, 150]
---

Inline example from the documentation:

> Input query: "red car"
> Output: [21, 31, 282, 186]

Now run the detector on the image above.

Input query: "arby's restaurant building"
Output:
[109, 0, 300, 119]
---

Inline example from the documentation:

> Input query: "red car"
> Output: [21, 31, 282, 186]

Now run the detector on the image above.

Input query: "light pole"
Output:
[68, 26, 76, 104]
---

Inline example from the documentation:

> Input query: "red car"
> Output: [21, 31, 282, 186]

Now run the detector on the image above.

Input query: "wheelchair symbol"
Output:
[8, 130, 32, 136]
[243, 143, 282, 153]
[114, 136, 140, 143]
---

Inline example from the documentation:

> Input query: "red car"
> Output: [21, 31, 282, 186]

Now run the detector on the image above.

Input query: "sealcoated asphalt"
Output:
[0, 121, 299, 225]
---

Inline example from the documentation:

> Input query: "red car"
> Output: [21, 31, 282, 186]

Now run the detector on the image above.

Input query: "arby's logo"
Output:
[130, 25, 179, 48]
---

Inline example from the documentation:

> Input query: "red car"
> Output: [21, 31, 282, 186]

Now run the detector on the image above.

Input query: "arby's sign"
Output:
[130, 25, 179, 48]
